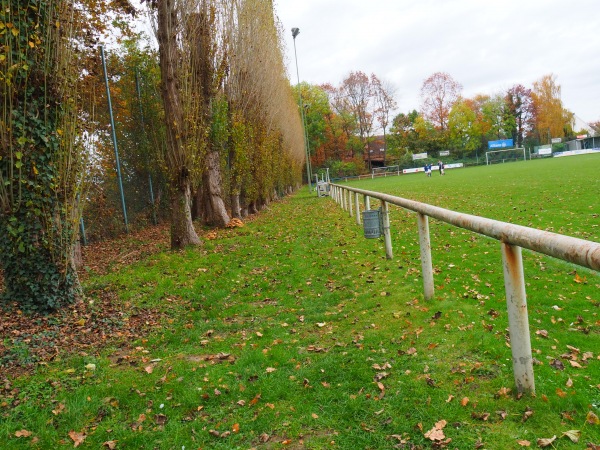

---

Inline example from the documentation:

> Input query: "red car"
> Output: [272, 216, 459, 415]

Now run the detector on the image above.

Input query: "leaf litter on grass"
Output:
[2, 169, 600, 449]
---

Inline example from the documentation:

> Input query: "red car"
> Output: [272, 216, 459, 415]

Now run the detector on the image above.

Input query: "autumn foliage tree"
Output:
[420, 72, 462, 132]
[224, 0, 304, 215]
[531, 74, 574, 143]
[371, 75, 397, 166]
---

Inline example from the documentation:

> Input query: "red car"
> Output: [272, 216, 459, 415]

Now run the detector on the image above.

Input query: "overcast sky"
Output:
[274, 0, 600, 126]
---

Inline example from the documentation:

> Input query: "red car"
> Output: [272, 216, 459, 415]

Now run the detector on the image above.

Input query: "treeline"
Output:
[0, 0, 304, 311]
[301, 71, 587, 176]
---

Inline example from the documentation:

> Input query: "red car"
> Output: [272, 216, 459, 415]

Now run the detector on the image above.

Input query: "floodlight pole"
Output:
[291, 27, 312, 192]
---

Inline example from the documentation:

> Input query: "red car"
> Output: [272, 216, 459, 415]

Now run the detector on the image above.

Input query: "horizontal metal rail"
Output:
[329, 183, 599, 394]
[331, 184, 600, 271]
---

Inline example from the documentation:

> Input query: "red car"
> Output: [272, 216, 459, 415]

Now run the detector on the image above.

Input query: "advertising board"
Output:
[488, 139, 513, 149]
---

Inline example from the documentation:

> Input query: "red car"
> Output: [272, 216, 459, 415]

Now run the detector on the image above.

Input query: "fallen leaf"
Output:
[566, 378, 573, 388]
[550, 359, 565, 370]
[569, 360, 582, 368]
[15, 430, 32, 438]
[232, 423, 240, 433]
[573, 273, 585, 283]
[424, 428, 445, 441]
[460, 397, 469, 407]
[496, 387, 511, 398]
[446, 394, 454, 403]
[522, 408, 534, 422]
[68, 430, 87, 447]
[561, 429, 580, 443]
[52, 403, 66, 415]
[144, 364, 154, 374]
[434, 419, 447, 429]
[103, 440, 118, 449]
[517, 440, 531, 447]
[586, 411, 600, 425]
[311, 413, 319, 419]
[536, 435, 557, 447]
[535, 329, 549, 338]
[266, 367, 276, 373]
[154, 414, 168, 425]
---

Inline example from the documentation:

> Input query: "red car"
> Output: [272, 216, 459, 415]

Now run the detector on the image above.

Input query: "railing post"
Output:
[343, 188, 347, 211]
[348, 190, 353, 217]
[345, 189, 349, 211]
[417, 213, 435, 300]
[501, 242, 535, 394]
[364, 194, 370, 211]
[355, 191, 361, 225]
[381, 201, 393, 259]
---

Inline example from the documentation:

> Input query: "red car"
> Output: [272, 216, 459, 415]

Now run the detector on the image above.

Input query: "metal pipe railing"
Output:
[332, 184, 600, 271]
[329, 183, 600, 394]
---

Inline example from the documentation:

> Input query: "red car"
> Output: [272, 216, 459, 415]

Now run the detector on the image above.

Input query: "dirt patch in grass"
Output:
[79, 223, 171, 278]
[0, 224, 176, 382]
[0, 287, 166, 381]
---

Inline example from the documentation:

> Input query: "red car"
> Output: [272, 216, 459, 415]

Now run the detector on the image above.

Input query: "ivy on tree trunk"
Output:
[0, 0, 82, 312]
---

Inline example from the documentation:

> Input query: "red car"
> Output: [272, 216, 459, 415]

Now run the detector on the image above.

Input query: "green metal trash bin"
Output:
[362, 209, 381, 239]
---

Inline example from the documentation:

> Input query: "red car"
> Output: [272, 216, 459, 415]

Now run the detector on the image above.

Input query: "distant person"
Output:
[438, 160, 445, 175]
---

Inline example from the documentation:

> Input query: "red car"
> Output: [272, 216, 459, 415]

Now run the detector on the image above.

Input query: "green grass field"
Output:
[1, 155, 599, 449]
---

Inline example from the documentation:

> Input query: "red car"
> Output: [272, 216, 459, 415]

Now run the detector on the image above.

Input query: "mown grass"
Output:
[1, 155, 599, 449]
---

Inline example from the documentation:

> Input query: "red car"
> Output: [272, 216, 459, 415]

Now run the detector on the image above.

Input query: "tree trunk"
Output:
[248, 201, 258, 215]
[201, 150, 230, 227]
[157, 0, 200, 249]
[230, 193, 241, 219]
[170, 179, 201, 249]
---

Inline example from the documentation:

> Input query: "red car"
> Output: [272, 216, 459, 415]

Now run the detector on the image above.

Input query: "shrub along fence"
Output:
[328, 183, 600, 394]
